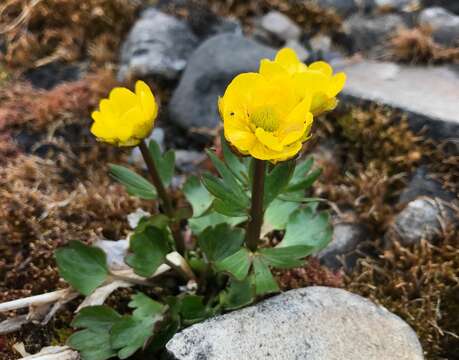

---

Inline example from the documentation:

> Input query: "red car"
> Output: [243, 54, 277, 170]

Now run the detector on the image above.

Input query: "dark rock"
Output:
[399, 166, 456, 204]
[317, 0, 358, 17]
[388, 197, 456, 246]
[336, 60, 459, 140]
[118, 8, 199, 81]
[24, 62, 83, 90]
[168, 34, 276, 129]
[343, 13, 406, 54]
[318, 222, 369, 269]
[167, 287, 424, 360]
[422, 0, 459, 15]
[419, 7, 459, 47]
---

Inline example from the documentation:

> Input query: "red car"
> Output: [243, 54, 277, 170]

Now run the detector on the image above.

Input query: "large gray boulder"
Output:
[422, 0, 459, 14]
[167, 287, 424, 360]
[118, 8, 199, 81]
[336, 60, 459, 139]
[168, 34, 276, 129]
[419, 7, 459, 47]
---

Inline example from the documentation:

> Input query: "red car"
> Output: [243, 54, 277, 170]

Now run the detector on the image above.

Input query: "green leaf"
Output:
[253, 256, 279, 296]
[68, 306, 121, 360]
[202, 173, 248, 216]
[109, 164, 156, 200]
[259, 246, 314, 269]
[55, 241, 109, 295]
[129, 292, 165, 318]
[280, 208, 332, 252]
[148, 140, 175, 186]
[212, 198, 247, 217]
[215, 248, 251, 281]
[178, 295, 212, 325]
[263, 198, 301, 233]
[198, 223, 245, 262]
[125, 225, 170, 277]
[72, 306, 121, 330]
[183, 176, 213, 217]
[111, 293, 165, 359]
[264, 161, 295, 209]
[221, 135, 248, 184]
[68, 328, 116, 360]
[188, 211, 246, 235]
[286, 168, 322, 192]
[220, 276, 255, 310]
[290, 157, 314, 184]
[206, 150, 246, 197]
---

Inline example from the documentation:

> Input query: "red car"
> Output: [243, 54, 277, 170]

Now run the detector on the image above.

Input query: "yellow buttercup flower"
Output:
[91, 80, 158, 147]
[219, 71, 313, 162]
[259, 48, 346, 116]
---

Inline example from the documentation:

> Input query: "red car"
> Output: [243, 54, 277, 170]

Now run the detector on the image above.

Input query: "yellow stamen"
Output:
[250, 106, 279, 132]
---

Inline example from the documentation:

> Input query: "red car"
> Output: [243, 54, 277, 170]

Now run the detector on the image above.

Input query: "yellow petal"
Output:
[327, 72, 346, 97]
[108, 87, 138, 116]
[255, 128, 283, 151]
[224, 126, 256, 152]
[135, 80, 157, 121]
[250, 142, 279, 161]
[309, 61, 333, 77]
[274, 48, 301, 74]
[259, 59, 289, 79]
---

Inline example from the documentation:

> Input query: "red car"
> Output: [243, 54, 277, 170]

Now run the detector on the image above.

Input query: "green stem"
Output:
[138, 140, 185, 255]
[246, 159, 266, 252]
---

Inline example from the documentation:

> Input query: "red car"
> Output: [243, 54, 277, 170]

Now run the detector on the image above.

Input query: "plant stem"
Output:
[138, 140, 185, 254]
[246, 159, 266, 252]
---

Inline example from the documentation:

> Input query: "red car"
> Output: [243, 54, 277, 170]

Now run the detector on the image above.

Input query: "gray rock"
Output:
[317, 0, 358, 17]
[343, 13, 405, 54]
[318, 223, 369, 269]
[309, 34, 333, 55]
[388, 197, 455, 245]
[259, 11, 302, 42]
[284, 39, 310, 61]
[175, 150, 207, 173]
[419, 7, 459, 47]
[336, 60, 459, 139]
[422, 0, 459, 15]
[118, 8, 199, 81]
[169, 34, 276, 129]
[167, 287, 424, 360]
[399, 166, 455, 204]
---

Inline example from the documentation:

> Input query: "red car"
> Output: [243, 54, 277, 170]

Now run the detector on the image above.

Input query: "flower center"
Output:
[249, 106, 279, 132]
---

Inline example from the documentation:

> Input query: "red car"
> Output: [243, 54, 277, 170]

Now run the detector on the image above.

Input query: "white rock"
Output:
[167, 287, 424, 360]
[336, 60, 459, 139]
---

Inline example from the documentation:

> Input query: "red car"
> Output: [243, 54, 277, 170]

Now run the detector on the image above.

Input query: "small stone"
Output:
[169, 34, 276, 129]
[398, 166, 455, 204]
[118, 8, 199, 81]
[316, 0, 358, 17]
[259, 11, 302, 42]
[309, 33, 332, 55]
[343, 13, 406, 54]
[129, 128, 165, 167]
[336, 60, 459, 139]
[167, 287, 424, 360]
[419, 7, 459, 47]
[175, 150, 207, 173]
[388, 198, 455, 245]
[284, 39, 310, 61]
[318, 222, 369, 269]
